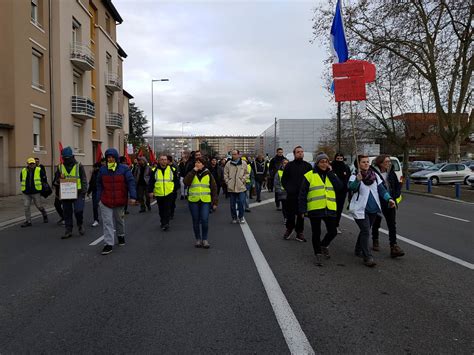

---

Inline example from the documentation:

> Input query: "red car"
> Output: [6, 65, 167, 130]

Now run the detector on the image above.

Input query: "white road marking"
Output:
[433, 213, 470, 223]
[342, 213, 474, 270]
[249, 198, 275, 208]
[240, 222, 315, 354]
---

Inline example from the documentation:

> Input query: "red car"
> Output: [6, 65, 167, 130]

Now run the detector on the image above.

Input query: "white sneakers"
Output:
[91, 220, 99, 227]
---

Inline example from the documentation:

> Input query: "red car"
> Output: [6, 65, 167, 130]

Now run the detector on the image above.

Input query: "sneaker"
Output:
[195, 240, 202, 248]
[363, 257, 377, 267]
[202, 240, 210, 249]
[295, 233, 307, 242]
[231, 218, 238, 224]
[91, 220, 99, 227]
[101, 245, 113, 255]
[42, 215, 48, 223]
[314, 254, 323, 266]
[78, 225, 85, 236]
[61, 231, 72, 239]
[257, 199, 262, 203]
[21, 221, 32, 228]
[283, 229, 292, 240]
[321, 246, 330, 259]
[372, 239, 380, 251]
[239, 218, 246, 224]
[245, 208, 251, 213]
[162, 224, 169, 231]
[283, 218, 287, 225]
[390, 244, 405, 258]
[337, 227, 342, 234]
[56, 218, 64, 225]
[118, 235, 125, 246]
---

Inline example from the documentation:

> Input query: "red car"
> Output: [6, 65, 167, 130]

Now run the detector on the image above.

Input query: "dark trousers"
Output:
[275, 192, 281, 208]
[62, 194, 85, 232]
[285, 197, 304, 233]
[335, 190, 347, 227]
[372, 205, 397, 245]
[156, 195, 173, 226]
[280, 199, 287, 219]
[309, 216, 338, 255]
[54, 196, 63, 219]
[188, 201, 210, 240]
[255, 180, 263, 201]
[92, 191, 99, 221]
[354, 212, 377, 258]
[137, 184, 151, 211]
[170, 191, 177, 217]
[267, 174, 274, 192]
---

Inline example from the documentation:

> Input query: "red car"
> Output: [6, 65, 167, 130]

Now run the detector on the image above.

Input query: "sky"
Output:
[114, 0, 333, 136]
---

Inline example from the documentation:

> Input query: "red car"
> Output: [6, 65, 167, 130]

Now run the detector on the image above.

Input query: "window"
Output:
[32, 49, 43, 88]
[442, 164, 457, 172]
[106, 52, 112, 72]
[105, 13, 111, 34]
[73, 124, 83, 153]
[107, 93, 113, 112]
[72, 18, 81, 44]
[73, 71, 82, 96]
[31, 0, 38, 23]
[33, 113, 42, 150]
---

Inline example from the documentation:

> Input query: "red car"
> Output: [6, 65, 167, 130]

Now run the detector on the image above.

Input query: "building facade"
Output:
[0, 0, 129, 196]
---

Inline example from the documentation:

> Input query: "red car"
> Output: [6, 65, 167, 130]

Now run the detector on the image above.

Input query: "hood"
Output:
[104, 148, 119, 162]
[411, 169, 433, 177]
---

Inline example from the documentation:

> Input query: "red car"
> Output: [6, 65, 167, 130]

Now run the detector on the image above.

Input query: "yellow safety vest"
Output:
[154, 166, 174, 196]
[277, 170, 284, 191]
[188, 174, 211, 203]
[304, 171, 336, 212]
[60, 164, 81, 190]
[21, 167, 42, 191]
[246, 163, 252, 183]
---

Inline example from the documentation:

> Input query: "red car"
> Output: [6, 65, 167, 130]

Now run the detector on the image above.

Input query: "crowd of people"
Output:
[19, 145, 405, 266]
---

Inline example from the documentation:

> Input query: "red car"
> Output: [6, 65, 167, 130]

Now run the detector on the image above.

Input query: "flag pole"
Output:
[349, 101, 358, 164]
[337, 102, 342, 153]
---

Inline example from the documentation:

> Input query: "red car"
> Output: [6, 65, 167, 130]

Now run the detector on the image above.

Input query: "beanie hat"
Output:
[62, 146, 73, 158]
[314, 152, 329, 165]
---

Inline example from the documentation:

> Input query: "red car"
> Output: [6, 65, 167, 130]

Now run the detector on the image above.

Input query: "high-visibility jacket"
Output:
[60, 164, 81, 190]
[188, 174, 211, 203]
[153, 166, 174, 196]
[304, 171, 336, 212]
[21, 167, 42, 192]
[246, 164, 252, 183]
[277, 170, 284, 191]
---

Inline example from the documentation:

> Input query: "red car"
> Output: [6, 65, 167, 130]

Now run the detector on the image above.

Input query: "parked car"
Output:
[466, 175, 474, 188]
[410, 163, 472, 185]
[408, 161, 434, 174]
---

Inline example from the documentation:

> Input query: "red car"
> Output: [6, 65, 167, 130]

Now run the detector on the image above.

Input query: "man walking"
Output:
[167, 155, 180, 219]
[224, 149, 249, 224]
[268, 148, 286, 206]
[251, 154, 268, 202]
[97, 148, 137, 255]
[148, 155, 179, 231]
[54, 147, 87, 239]
[20, 157, 49, 227]
[281, 146, 312, 242]
[133, 156, 152, 212]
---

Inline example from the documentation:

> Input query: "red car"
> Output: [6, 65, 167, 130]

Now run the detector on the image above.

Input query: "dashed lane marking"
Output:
[433, 213, 470, 223]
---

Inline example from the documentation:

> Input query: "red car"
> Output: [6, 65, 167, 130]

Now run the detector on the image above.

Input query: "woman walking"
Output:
[184, 157, 219, 248]
[371, 155, 405, 257]
[348, 155, 396, 267]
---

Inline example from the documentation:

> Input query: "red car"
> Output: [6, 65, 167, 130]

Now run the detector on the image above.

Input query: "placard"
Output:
[60, 178, 78, 200]
[334, 77, 367, 102]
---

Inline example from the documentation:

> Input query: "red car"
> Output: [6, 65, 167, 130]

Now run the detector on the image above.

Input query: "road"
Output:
[0, 192, 472, 353]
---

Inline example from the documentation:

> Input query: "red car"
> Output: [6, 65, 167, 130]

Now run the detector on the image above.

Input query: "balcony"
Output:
[70, 42, 94, 71]
[105, 73, 122, 92]
[71, 96, 95, 119]
[106, 112, 123, 129]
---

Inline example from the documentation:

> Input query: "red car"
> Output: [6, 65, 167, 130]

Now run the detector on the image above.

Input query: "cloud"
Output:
[115, 0, 331, 136]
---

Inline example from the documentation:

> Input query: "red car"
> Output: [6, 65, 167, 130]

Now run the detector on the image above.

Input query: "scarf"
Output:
[360, 168, 376, 186]
[107, 162, 117, 171]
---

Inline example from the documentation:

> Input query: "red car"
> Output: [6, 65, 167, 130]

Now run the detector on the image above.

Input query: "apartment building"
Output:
[0, 0, 130, 196]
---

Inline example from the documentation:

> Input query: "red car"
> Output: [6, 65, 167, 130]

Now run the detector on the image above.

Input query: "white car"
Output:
[466, 175, 474, 189]
[410, 163, 472, 185]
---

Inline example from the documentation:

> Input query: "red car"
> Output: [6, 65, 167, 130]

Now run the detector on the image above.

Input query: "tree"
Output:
[127, 102, 148, 148]
[313, 0, 473, 162]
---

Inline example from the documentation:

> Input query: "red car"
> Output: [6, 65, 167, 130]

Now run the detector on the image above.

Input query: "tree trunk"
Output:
[447, 137, 461, 162]
[402, 148, 409, 180]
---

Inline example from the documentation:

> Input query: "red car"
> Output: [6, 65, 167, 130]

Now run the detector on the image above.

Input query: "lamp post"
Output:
[151, 78, 169, 151]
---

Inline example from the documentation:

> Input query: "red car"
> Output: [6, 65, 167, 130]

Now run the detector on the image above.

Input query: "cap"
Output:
[27, 158, 36, 164]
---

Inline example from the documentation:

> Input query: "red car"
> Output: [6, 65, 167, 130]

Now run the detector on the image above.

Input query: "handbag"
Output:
[41, 182, 53, 198]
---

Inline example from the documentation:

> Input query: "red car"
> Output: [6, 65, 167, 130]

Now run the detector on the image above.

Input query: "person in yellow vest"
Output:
[183, 157, 219, 248]
[298, 152, 342, 266]
[20, 157, 49, 227]
[148, 155, 179, 231]
[53, 147, 88, 239]
[273, 158, 289, 223]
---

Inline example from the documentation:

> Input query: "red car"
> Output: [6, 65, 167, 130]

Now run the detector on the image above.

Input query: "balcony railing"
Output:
[70, 42, 95, 71]
[105, 73, 122, 91]
[71, 96, 95, 119]
[106, 112, 123, 129]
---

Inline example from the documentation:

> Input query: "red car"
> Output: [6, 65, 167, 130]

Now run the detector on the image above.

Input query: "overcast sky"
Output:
[114, 0, 332, 136]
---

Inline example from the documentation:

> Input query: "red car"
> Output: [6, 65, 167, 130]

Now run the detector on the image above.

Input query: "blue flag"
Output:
[330, 0, 348, 63]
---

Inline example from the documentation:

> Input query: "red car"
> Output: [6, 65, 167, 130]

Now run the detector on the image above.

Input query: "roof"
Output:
[117, 43, 127, 58]
[123, 89, 134, 99]
[102, 0, 123, 24]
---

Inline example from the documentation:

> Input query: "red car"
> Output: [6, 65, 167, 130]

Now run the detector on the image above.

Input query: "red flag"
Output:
[124, 143, 132, 166]
[95, 143, 103, 163]
[138, 148, 144, 157]
[58, 141, 64, 163]
[148, 144, 156, 164]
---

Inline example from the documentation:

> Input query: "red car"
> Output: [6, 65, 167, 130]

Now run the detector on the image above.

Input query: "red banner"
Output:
[332, 62, 364, 78]
[148, 144, 156, 164]
[58, 141, 64, 163]
[334, 77, 367, 102]
[95, 143, 103, 164]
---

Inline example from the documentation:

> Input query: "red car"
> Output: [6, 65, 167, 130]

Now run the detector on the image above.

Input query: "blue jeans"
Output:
[255, 180, 263, 201]
[62, 194, 85, 232]
[188, 201, 210, 240]
[230, 192, 246, 219]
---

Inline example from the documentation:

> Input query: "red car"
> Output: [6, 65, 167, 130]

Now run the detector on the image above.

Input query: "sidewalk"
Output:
[403, 183, 474, 204]
[0, 194, 56, 228]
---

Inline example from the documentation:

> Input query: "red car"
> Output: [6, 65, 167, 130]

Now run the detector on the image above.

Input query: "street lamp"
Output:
[151, 78, 169, 151]
[181, 121, 191, 155]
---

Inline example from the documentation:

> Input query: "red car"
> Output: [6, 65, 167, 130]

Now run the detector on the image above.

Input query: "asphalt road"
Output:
[0, 192, 472, 353]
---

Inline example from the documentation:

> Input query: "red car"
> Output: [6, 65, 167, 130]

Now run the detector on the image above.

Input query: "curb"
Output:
[403, 190, 474, 205]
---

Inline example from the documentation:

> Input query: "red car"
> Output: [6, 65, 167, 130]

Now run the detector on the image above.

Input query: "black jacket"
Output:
[331, 160, 351, 193]
[281, 159, 312, 198]
[87, 169, 99, 194]
[268, 155, 287, 178]
[298, 166, 342, 217]
[251, 159, 268, 182]
[208, 164, 224, 186]
[372, 166, 401, 200]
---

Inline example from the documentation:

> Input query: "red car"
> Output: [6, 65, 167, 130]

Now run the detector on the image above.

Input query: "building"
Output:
[258, 119, 331, 157]
[146, 136, 199, 160]
[0, 0, 129, 196]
